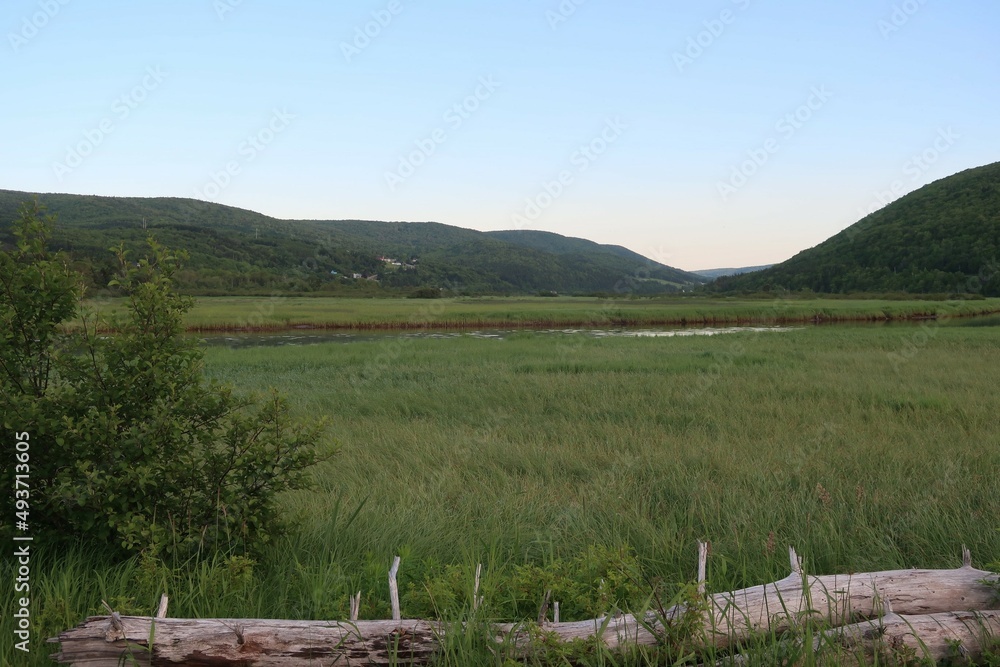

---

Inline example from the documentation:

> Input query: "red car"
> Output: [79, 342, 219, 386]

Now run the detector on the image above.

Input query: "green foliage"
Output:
[0, 188, 702, 296]
[408, 286, 443, 299]
[0, 202, 82, 398]
[716, 160, 1000, 295]
[400, 546, 644, 622]
[635, 582, 708, 664]
[0, 203, 328, 557]
[507, 545, 644, 621]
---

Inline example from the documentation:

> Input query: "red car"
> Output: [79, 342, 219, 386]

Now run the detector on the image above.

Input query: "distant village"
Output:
[338, 256, 418, 282]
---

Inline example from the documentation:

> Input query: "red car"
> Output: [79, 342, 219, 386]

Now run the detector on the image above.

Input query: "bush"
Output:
[0, 203, 328, 557]
[407, 287, 442, 299]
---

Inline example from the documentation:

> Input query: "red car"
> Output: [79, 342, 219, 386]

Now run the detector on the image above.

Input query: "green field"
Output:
[6, 323, 1000, 665]
[204, 323, 1000, 578]
[82, 294, 1000, 331]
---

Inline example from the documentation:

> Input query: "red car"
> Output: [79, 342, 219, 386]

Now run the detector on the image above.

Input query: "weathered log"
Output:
[691, 549, 999, 648]
[51, 553, 999, 666]
[52, 617, 443, 667]
[823, 609, 1000, 666]
[498, 551, 999, 651]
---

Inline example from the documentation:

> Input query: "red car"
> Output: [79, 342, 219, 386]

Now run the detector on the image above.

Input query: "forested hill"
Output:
[713, 161, 1000, 295]
[0, 190, 703, 295]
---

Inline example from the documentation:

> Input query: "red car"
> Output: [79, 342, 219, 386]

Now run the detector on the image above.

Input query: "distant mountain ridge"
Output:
[0, 190, 704, 295]
[692, 265, 773, 280]
[714, 161, 1000, 295]
[486, 229, 652, 263]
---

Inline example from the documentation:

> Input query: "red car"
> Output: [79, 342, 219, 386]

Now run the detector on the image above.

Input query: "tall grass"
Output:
[208, 326, 1000, 576]
[79, 295, 1000, 331]
[5, 325, 999, 665]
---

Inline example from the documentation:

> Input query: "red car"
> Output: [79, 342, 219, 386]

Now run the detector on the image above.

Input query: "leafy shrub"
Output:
[407, 287, 442, 299]
[401, 546, 645, 622]
[0, 203, 328, 557]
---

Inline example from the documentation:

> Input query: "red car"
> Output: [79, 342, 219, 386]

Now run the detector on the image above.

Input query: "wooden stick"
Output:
[473, 563, 483, 611]
[538, 589, 552, 625]
[789, 545, 802, 575]
[553, 601, 560, 624]
[350, 592, 361, 622]
[389, 556, 401, 622]
[100, 600, 125, 641]
[697, 541, 708, 596]
[155, 594, 169, 619]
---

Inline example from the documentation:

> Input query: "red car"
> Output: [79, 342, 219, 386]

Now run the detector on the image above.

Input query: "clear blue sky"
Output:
[2, 0, 998, 270]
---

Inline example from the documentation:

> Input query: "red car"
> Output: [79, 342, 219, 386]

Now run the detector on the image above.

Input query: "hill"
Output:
[714, 162, 1000, 295]
[0, 191, 703, 295]
[692, 265, 773, 280]
[484, 229, 696, 287]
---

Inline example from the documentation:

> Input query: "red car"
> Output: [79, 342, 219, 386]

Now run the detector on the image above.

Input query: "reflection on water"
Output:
[950, 314, 1000, 327]
[194, 326, 800, 349]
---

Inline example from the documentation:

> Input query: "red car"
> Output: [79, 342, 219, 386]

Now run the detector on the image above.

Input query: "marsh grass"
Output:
[78, 295, 1000, 331]
[6, 325, 999, 665]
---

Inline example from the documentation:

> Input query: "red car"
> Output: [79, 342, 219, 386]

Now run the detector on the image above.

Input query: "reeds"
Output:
[6, 324, 1000, 665]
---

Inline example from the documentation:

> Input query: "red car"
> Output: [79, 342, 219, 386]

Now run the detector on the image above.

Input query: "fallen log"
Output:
[823, 609, 1000, 666]
[497, 549, 999, 651]
[53, 616, 443, 667]
[693, 547, 999, 649]
[50, 549, 999, 666]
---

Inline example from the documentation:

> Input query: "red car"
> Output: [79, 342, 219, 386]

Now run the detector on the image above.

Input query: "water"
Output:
[193, 326, 800, 349]
[950, 314, 1000, 327]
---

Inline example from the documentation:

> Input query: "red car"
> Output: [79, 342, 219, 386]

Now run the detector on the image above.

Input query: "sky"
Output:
[2, 1, 998, 271]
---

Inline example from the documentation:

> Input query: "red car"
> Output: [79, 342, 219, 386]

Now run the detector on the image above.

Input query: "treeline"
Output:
[0, 190, 701, 296]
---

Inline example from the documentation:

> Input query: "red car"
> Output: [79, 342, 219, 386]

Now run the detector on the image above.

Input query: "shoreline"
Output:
[181, 306, 1000, 334]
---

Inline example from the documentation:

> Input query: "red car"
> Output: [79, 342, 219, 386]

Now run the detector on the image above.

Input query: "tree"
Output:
[0, 202, 328, 557]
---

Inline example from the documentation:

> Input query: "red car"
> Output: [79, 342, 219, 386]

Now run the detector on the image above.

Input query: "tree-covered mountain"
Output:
[484, 229, 696, 286]
[692, 265, 773, 280]
[713, 161, 1000, 295]
[0, 190, 703, 295]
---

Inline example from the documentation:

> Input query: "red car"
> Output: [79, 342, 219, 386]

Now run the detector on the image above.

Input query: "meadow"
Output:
[82, 294, 1000, 331]
[6, 322, 1000, 665]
